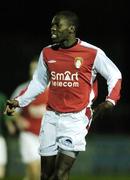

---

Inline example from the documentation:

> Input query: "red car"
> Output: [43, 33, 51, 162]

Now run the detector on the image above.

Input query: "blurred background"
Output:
[0, 0, 130, 179]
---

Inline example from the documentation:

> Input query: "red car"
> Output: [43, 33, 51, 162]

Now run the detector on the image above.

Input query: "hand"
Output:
[92, 101, 114, 121]
[4, 99, 19, 116]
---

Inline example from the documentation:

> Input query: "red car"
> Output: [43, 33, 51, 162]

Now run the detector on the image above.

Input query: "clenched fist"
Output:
[4, 99, 19, 116]
[92, 101, 114, 121]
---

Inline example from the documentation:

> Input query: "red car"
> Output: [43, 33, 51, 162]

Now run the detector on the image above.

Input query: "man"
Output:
[6, 58, 49, 180]
[4, 11, 122, 180]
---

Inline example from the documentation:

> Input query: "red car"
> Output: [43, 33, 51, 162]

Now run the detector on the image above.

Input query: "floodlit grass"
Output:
[3, 175, 130, 180]
[3, 177, 23, 180]
[70, 175, 130, 180]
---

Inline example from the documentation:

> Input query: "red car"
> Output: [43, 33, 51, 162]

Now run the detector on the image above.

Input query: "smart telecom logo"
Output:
[51, 71, 79, 87]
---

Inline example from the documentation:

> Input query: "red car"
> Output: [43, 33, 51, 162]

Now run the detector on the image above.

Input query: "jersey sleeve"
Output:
[93, 50, 122, 105]
[16, 51, 49, 107]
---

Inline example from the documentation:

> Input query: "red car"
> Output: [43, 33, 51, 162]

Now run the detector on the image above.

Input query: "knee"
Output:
[41, 167, 53, 180]
[57, 169, 64, 178]
[55, 169, 68, 180]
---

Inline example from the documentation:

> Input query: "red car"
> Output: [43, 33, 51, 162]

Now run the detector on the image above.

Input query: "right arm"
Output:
[4, 51, 49, 115]
[16, 51, 49, 107]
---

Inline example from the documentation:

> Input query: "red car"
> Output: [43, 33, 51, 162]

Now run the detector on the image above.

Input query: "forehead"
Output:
[52, 15, 70, 26]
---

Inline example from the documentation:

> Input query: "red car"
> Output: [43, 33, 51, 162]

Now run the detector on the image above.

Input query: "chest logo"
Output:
[74, 57, 83, 69]
[48, 60, 56, 63]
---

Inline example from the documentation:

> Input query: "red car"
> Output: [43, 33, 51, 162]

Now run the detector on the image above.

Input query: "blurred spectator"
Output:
[6, 57, 49, 180]
[0, 92, 8, 179]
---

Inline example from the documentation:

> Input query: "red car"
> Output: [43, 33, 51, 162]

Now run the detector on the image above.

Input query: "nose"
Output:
[51, 25, 57, 31]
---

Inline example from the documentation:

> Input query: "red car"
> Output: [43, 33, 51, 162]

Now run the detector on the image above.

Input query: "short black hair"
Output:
[55, 10, 79, 31]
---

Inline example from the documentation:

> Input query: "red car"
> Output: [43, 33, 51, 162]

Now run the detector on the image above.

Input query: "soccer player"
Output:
[0, 92, 8, 179]
[6, 58, 49, 180]
[4, 11, 122, 180]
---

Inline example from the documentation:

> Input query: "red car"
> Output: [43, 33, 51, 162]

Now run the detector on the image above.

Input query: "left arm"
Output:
[93, 50, 122, 120]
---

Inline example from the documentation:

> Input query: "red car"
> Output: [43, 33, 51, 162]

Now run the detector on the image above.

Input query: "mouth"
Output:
[51, 33, 57, 39]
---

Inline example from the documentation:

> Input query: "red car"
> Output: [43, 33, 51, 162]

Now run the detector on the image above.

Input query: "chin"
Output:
[52, 37, 60, 43]
[52, 40, 59, 44]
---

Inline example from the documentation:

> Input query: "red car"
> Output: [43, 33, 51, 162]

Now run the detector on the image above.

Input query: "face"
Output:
[51, 15, 73, 44]
[29, 61, 38, 79]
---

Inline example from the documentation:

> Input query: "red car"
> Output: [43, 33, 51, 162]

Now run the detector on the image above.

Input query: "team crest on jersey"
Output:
[74, 57, 83, 68]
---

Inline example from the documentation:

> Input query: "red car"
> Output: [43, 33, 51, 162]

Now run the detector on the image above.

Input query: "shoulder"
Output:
[79, 40, 106, 56]
[40, 44, 60, 63]
[41, 44, 57, 53]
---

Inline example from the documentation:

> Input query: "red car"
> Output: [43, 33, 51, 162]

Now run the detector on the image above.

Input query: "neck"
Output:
[60, 37, 77, 48]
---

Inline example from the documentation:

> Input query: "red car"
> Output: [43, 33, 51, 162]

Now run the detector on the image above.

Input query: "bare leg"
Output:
[0, 165, 6, 179]
[50, 152, 77, 180]
[23, 159, 40, 180]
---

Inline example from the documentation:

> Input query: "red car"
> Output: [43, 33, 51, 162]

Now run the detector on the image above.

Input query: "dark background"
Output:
[0, 0, 129, 133]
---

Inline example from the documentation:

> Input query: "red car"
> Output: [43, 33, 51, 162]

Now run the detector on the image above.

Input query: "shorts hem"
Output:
[39, 151, 58, 156]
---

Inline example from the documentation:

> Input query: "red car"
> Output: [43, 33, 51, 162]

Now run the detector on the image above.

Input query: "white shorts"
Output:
[0, 136, 7, 165]
[39, 108, 89, 156]
[19, 132, 40, 163]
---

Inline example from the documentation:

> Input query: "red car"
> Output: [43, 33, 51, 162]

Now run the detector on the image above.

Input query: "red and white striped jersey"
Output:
[16, 39, 122, 113]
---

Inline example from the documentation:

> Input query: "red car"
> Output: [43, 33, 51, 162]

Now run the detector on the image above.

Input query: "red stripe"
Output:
[107, 79, 122, 104]
[85, 107, 92, 130]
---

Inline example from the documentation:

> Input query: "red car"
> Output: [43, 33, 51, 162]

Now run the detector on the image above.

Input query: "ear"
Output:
[69, 25, 76, 33]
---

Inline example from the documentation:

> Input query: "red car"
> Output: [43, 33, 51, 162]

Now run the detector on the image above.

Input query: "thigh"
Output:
[19, 132, 40, 163]
[41, 155, 56, 177]
[56, 152, 77, 173]
[58, 109, 89, 152]
[39, 111, 58, 156]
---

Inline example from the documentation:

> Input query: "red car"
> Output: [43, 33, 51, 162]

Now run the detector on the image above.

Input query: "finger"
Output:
[4, 105, 10, 115]
[6, 99, 19, 108]
[4, 106, 15, 116]
[6, 100, 15, 108]
[7, 100, 13, 105]
[92, 110, 100, 121]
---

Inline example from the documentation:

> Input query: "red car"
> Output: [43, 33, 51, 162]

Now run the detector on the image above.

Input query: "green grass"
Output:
[3, 175, 130, 180]
[70, 175, 130, 180]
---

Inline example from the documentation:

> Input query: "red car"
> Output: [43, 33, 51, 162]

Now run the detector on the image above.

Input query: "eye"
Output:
[51, 23, 59, 29]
